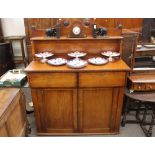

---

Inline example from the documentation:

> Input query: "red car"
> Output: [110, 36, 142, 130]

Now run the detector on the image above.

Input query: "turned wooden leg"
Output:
[147, 104, 155, 137]
[146, 113, 155, 137]
[136, 104, 141, 122]
[140, 103, 154, 137]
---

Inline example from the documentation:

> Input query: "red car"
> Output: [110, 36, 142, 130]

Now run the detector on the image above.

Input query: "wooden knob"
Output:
[138, 85, 141, 89]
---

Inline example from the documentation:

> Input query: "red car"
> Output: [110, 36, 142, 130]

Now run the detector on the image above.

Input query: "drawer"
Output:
[132, 83, 146, 91]
[145, 83, 155, 90]
[130, 83, 155, 91]
[27, 73, 77, 88]
[79, 72, 126, 87]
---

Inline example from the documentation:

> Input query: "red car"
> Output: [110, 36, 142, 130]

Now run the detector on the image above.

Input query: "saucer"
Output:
[88, 57, 108, 65]
[67, 51, 87, 58]
[47, 58, 67, 66]
[35, 52, 54, 58]
[101, 51, 120, 57]
[67, 58, 88, 68]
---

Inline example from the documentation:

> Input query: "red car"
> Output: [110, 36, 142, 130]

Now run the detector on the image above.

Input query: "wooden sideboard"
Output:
[0, 88, 28, 137]
[25, 37, 130, 135]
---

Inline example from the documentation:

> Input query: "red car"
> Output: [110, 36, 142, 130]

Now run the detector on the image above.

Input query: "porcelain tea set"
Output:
[35, 50, 120, 69]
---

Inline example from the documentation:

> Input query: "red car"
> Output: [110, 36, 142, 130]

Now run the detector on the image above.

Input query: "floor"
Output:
[22, 87, 155, 137]
[27, 113, 155, 137]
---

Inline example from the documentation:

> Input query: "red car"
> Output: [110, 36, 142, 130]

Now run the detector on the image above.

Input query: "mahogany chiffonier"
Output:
[0, 88, 28, 137]
[25, 37, 130, 135]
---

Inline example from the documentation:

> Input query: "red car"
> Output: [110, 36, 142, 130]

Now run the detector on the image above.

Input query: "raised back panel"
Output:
[31, 28, 122, 38]
[25, 18, 143, 62]
[31, 37, 123, 59]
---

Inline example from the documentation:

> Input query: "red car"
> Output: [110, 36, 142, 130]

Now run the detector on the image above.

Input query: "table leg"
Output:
[140, 103, 155, 137]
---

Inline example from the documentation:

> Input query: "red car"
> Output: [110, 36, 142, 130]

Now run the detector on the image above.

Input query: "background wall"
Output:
[1, 18, 27, 57]
[1, 18, 25, 36]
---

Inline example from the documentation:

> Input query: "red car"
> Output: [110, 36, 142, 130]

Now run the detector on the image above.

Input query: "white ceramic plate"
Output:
[88, 57, 108, 65]
[67, 51, 87, 58]
[35, 52, 54, 58]
[143, 44, 155, 48]
[67, 58, 88, 68]
[47, 58, 67, 66]
[101, 51, 120, 57]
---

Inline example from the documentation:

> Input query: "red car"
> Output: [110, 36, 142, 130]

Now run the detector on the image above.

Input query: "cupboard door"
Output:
[78, 88, 122, 133]
[32, 89, 77, 134]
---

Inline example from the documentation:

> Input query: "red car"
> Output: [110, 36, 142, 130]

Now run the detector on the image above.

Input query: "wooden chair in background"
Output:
[4, 36, 28, 68]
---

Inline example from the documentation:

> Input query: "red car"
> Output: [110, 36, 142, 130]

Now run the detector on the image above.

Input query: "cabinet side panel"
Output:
[6, 96, 26, 137]
[114, 87, 125, 132]
[31, 89, 44, 133]
[0, 124, 8, 137]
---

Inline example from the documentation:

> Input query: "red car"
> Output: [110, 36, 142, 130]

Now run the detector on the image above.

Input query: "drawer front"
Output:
[145, 83, 155, 91]
[28, 73, 77, 88]
[79, 72, 126, 87]
[132, 83, 146, 91]
[133, 83, 155, 91]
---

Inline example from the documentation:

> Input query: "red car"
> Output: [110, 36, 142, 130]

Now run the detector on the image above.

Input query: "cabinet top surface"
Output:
[30, 36, 123, 41]
[25, 59, 130, 73]
[0, 88, 20, 118]
[136, 46, 155, 52]
[128, 74, 155, 83]
[4, 36, 25, 40]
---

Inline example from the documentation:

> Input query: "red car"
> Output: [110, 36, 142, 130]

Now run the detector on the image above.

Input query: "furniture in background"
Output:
[121, 74, 155, 136]
[130, 19, 155, 72]
[141, 18, 155, 43]
[127, 73, 155, 91]
[0, 43, 15, 76]
[121, 23, 155, 136]
[122, 90, 155, 137]
[0, 88, 30, 136]
[25, 37, 130, 135]
[122, 30, 139, 70]
[133, 44, 155, 72]
[0, 19, 3, 42]
[4, 36, 28, 67]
